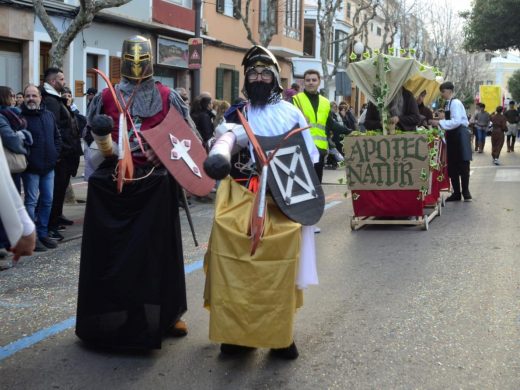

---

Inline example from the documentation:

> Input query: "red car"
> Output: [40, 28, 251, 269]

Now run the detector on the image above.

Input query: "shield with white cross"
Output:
[141, 107, 215, 196]
[255, 131, 325, 226]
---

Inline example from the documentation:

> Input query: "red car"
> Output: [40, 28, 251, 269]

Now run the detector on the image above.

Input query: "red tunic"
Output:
[102, 82, 171, 165]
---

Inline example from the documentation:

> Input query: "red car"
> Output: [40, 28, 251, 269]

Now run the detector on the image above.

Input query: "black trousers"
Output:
[49, 159, 72, 229]
[449, 161, 470, 196]
[313, 149, 327, 183]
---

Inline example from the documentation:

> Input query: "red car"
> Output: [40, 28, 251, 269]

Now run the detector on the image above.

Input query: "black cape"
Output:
[76, 164, 187, 349]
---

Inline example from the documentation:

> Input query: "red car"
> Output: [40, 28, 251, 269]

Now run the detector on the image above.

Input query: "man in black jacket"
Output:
[21, 84, 61, 251]
[40, 67, 82, 239]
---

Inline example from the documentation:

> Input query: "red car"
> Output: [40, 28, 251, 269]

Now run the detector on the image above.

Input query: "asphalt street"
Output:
[0, 144, 519, 389]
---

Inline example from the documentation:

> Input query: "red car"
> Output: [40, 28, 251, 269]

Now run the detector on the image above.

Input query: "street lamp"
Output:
[352, 42, 364, 114]
[353, 42, 365, 58]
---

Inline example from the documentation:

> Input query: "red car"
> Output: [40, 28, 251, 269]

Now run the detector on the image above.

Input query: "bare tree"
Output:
[396, 0, 418, 49]
[317, 0, 379, 97]
[423, 0, 461, 78]
[34, 0, 134, 68]
[233, 0, 282, 47]
[450, 52, 487, 105]
[379, 0, 399, 52]
[379, 0, 420, 53]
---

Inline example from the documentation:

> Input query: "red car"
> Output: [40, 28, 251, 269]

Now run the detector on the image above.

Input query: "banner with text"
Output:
[343, 134, 430, 190]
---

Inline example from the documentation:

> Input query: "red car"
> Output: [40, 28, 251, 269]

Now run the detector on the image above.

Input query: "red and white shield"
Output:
[142, 108, 215, 196]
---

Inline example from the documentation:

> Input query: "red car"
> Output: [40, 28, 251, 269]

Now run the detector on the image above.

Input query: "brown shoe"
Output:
[169, 319, 188, 337]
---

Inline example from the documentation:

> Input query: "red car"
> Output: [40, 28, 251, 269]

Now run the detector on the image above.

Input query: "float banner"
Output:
[343, 134, 429, 190]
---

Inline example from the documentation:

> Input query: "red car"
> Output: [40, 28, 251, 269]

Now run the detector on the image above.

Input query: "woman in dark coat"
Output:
[490, 106, 508, 165]
[190, 95, 215, 147]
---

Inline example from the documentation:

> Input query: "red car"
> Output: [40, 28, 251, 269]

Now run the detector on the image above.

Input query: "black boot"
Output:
[270, 341, 299, 360]
[461, 165, 472, 202]
[446, 176, 461, 201]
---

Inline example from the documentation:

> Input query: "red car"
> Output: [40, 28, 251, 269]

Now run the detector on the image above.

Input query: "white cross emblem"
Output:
[268, 145, 317, 205]
[169, 134, 202, 178]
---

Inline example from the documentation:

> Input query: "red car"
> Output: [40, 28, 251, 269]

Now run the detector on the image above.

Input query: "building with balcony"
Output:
[0, 0, 198, 113]
[201, 0, 304, 103]
[0, 0, 306, 113]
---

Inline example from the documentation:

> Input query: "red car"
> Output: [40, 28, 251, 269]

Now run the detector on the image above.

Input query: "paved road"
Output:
[0, 146, 519, 389]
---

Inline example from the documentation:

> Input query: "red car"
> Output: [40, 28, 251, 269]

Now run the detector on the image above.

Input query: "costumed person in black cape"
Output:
[76, 35, 194, 349]
[203, 46, 324, 359]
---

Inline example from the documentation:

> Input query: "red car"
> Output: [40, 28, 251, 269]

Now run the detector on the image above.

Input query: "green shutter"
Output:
[232, 70, 240, 102]
[216, 68, 224, 100]
[216, 0, 224, 13]
[233, 0, 241, 18]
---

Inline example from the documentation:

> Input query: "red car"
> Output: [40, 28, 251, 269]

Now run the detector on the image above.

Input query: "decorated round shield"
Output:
[255, 131, 325, 226]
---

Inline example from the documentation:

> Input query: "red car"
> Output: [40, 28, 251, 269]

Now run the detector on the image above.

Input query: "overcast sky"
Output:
[451, 0, 473, 12]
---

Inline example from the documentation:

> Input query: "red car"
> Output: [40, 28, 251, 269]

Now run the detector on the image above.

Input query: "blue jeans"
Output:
[22, 170, 54, 238]
[476, 127, 487, 143]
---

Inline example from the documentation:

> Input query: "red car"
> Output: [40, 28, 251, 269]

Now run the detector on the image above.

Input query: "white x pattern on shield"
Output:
[269, 145, 316, 205]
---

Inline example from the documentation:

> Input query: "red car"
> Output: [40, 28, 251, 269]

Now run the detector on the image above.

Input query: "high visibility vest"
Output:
[293, 92, 330, 150]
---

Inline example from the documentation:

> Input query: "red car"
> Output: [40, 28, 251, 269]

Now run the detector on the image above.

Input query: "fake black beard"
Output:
[246, 82, 274, 107]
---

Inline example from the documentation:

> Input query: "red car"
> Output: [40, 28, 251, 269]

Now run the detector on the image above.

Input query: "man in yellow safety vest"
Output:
[292, 69, 351, 184]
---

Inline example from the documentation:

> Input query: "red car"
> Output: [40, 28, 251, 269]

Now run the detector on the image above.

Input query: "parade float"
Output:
[344, 51, 448, 230]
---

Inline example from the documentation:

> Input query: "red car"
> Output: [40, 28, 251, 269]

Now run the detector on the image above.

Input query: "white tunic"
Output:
[247, 100, 319, 289]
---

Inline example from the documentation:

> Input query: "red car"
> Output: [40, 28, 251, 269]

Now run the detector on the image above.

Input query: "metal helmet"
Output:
[241, 45, 283, 94]
[121, 35, 154, 80]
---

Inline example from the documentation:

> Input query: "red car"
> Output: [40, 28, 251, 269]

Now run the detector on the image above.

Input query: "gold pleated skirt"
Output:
[204, 177, 303, 348]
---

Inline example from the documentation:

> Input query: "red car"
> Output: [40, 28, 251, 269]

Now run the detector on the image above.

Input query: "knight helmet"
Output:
[121, 35, 154, 80]
[241, 45, 283, 95]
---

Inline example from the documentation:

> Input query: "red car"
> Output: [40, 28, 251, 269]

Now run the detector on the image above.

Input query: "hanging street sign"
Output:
[188, 38, 203, 70]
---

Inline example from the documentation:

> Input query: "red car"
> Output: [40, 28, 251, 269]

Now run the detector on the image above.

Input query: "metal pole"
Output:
[181, 188, 199, 247]
[192, 0, 202, 98]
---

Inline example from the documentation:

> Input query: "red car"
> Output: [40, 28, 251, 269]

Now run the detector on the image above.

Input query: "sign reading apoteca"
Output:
[343, 134, 429, 190]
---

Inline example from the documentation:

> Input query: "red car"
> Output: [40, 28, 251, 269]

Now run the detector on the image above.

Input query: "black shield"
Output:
[255, 131, 325, 226]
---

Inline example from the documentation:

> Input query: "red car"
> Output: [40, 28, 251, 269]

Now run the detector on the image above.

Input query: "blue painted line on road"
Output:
[185, 259, 204, 274]
[0, 198, 342, 361]
[0, 259, 204, 362]
[0, 316, 75, 361]
[325, 200, 343, 210]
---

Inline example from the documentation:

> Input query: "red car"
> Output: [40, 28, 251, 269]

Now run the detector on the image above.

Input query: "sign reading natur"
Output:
[343, 134, 430, 190]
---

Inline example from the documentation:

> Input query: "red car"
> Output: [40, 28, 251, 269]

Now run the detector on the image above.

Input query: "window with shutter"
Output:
[233, 0, 241, 19]
[232, 70, 240, 102]
[216, 68, 224, 99]
[216, 0, 224, 14]
[110, 56, 121, 85]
